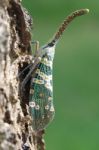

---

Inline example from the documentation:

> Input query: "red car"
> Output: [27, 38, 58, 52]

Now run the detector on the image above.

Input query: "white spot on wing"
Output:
[41, 58, 53, 67]
[35, 105, 40, 110]
[36, 69, 52, 81]
[45, 82, 52, 91]
[50, 106, 54, 112]
[29, 102, 35, 108]
[48, 97, 53, 101]
[30, 89, 34, 94]
[32, 78, 44, 84]
[45, 105, 49, 110]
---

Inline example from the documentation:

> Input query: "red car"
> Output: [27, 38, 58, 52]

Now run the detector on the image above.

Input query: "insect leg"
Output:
[21, 57, 41, 91]
[31, 41, 40, 56]
[18, 63, 33, 78]
[20, 41, 41, 91]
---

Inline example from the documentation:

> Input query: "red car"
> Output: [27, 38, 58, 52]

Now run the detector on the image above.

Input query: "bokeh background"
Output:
[22, 1, 99, 150]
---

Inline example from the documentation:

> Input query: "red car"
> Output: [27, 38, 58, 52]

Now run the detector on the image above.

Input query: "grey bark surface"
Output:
[0, 0, 45, 149]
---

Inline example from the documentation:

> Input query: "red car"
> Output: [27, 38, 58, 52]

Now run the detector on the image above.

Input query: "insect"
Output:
[21, 9, 89, 132]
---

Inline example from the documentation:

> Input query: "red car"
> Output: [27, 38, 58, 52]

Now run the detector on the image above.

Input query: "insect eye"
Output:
[48, 40, 55, 47]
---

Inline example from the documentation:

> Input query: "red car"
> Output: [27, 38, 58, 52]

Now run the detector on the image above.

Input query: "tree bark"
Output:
[0, 0, 45, 149]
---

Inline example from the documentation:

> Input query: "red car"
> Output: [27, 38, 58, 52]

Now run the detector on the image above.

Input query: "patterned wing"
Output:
[29, 56, 55, 131]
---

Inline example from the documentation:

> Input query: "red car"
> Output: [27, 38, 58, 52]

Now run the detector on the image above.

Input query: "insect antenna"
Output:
[49, 9, 89, 46]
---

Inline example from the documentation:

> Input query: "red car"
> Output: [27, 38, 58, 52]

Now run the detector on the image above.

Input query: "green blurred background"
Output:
[22, 1, 99, 150]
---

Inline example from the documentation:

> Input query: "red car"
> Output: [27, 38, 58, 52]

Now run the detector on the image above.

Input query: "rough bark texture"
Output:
[0, 0, 45, 149]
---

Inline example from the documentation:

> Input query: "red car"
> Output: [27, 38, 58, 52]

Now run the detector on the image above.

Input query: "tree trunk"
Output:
[0, 0, 45, 149]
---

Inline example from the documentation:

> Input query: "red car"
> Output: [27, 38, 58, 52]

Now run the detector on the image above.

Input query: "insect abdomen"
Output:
[29, 55, 55, 131]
